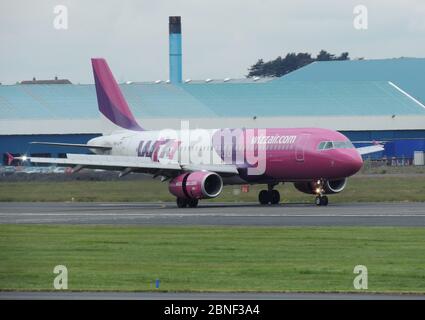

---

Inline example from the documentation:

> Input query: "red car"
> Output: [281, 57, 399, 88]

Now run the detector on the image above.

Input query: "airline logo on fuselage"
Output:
[251, 135, 297, 145]
[138, 139, 180, 161]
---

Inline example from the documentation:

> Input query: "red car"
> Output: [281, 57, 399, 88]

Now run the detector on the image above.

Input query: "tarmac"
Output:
[1, 291, 424, 300]
[2, 201, 424, 300]
[0, 202, 424, 226]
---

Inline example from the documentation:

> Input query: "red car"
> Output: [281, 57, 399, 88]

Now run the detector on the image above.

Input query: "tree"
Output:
[247, 50, 350, 78]
[316, 50, 335, 61]
[337, 52, 349, 61]
[248, 59, 265, 76]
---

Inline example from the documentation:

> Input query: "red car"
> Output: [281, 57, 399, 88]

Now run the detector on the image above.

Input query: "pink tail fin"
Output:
[91, 58, 143, 131]
[6, 153, 14, 166]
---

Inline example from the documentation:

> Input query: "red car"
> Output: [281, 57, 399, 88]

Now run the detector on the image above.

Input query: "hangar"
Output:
[1, 17, 424, 165]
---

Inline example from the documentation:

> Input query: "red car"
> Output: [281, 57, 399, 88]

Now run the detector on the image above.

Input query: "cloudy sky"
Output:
[1, 0, 424, 84]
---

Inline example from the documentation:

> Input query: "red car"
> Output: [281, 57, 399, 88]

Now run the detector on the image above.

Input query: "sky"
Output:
[1, 0, 425, 84]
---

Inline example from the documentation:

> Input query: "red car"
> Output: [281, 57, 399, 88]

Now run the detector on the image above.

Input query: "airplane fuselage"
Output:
[23, 58, 381, 207]
[88, 127, 363, 184]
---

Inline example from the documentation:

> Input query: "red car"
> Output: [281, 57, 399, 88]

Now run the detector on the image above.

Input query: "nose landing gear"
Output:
[314, 179, 328, 206]
[315, 195, 328, 206]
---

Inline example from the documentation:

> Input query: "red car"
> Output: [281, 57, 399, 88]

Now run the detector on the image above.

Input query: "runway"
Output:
[1, 291, 424, 300]
[0, 202, 424, 226]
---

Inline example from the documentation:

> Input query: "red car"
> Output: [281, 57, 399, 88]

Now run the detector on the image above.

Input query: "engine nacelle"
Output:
[169, 171, 223, 200]
[294, 178, 347, 195]
[324, 178, 347, 194]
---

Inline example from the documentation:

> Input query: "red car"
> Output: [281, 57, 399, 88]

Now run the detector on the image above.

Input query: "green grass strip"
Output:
[1, 225, 424, 293]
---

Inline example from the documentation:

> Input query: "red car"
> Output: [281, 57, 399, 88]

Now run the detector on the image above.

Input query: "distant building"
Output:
[1, 59, 425, 164]
[20, 76, 72, 85]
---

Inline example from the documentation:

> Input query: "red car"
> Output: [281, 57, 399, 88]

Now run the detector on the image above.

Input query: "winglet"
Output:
[91, 58, 143, 131]
[5, 152, 14, 166]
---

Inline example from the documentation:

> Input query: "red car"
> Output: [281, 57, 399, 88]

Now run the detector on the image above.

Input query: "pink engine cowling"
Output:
[169, 171, 223, 200]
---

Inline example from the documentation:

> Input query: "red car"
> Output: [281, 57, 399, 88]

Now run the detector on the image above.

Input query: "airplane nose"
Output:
[345, 151, 363, 175]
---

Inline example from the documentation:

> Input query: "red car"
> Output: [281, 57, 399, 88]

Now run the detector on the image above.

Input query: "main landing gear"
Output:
[176, 198, 199, 208]
[258, 184, 280, 205]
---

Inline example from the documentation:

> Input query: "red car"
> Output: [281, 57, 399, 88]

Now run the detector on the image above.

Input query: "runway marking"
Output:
[97, 203, 166, 208]
[1, 213, 425, 217]
[1, 203, 424, 226]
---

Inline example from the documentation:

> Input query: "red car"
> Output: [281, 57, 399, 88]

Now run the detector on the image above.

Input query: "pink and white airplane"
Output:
[25, 58, 383, 207]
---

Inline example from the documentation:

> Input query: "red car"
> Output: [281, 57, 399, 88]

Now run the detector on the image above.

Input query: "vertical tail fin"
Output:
[6, 152, 14, 166]
[91, 58, 143, 131]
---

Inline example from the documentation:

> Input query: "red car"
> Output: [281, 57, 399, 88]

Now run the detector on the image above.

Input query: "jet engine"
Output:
[294, 178, 347, 195]
[169, 171, 223, 200]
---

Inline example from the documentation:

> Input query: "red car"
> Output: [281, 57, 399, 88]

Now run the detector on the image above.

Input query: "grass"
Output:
[0, 175, 424, 202]
[0, 225, 425, 292]
[360, 162, 425, 175]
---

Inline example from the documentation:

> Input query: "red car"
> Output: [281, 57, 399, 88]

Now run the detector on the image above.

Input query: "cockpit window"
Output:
[318, 142, 326, 150]
[333, 141, 354, 149]
[324, 141, 333, 149]
[318, 140, 354, 150]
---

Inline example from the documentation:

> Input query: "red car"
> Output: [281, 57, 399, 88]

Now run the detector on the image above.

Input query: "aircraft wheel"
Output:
[176, 198, 188, 208]
[188, 199, 199, 208]
[315, 195, 328, 206]
[259, 190, 270, 205]
[271, 190, 280, 205]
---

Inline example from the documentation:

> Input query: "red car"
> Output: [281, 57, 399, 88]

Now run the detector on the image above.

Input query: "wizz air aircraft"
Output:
[22, 58, 383, 207]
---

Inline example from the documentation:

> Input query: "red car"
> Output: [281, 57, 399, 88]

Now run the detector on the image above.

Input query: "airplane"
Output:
[18, 58, 384, 208]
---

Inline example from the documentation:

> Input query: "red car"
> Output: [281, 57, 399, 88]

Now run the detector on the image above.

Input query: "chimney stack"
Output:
[169, 16, 182, 84]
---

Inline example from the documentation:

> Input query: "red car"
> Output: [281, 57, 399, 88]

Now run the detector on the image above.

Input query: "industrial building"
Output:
[1, 17, 424, 165]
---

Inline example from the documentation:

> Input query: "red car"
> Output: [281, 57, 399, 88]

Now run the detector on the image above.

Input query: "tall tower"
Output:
[169, 16, 182, 84]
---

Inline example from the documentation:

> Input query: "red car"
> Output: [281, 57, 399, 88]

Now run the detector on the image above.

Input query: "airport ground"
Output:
[0, 171, 424, 203]
[0, 166, 424, 295]
[1, 224, 425, 293]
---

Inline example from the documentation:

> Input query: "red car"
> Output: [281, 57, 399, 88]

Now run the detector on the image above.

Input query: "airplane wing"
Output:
[356, 145, 385, 156]
[23, 154, 239, 177]
[30, 142, 112, 150]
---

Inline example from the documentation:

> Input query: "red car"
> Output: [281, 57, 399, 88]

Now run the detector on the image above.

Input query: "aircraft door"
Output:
[295, 133, 310, 162]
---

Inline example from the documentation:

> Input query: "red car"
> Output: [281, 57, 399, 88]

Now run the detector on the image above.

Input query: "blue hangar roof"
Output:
[0, 81, 424, 120]
[276, 57, 425, 105]
[1, 58, 425, 120]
